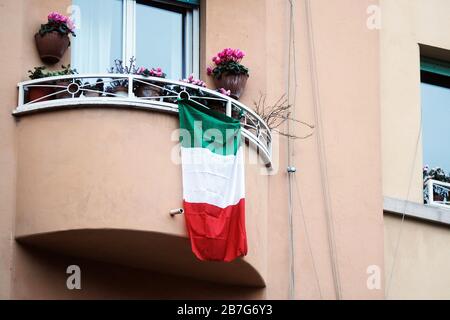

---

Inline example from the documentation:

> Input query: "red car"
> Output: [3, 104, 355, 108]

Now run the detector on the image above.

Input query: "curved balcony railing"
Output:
[424, 178, 450, 209]
[14, 74, 272, 164]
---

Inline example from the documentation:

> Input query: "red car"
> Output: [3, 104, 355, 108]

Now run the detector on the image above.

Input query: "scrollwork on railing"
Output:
[15, 74, 272, 165]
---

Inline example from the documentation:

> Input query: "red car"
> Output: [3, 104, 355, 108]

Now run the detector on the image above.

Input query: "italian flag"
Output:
[178, 99, 247, 262]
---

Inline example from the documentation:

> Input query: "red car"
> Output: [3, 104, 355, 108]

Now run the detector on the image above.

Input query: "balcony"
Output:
[13, 74, 271, 287]
[424, 178, 450, 209]
[14, 74, 272, 165]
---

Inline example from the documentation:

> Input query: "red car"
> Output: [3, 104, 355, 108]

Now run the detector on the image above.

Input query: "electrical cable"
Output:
[286, 0, 297, 300]
[385, 118, 423, 298]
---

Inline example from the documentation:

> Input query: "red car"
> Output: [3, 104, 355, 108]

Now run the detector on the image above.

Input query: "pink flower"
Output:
[218, 88, 231, 96]
[66, 18, 76, 31]
[48, 11, 75, 31]
[48, 12, 66, 23]
[206, 48, 247, 79]
[48, 12, 59, 20]
[181, 74, 206, 87]
[147, 67, 165, 77]
[233, 49, 245, 60]
[211, 48, 245, 65]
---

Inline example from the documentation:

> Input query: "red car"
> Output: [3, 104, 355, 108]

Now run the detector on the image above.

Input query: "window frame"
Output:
[420, 55, 450, 208]
[122, 0, 199, 78]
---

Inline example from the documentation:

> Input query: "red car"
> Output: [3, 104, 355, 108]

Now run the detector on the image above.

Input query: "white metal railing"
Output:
[424, 178, 450, 209]
[14, 74, 272, 164]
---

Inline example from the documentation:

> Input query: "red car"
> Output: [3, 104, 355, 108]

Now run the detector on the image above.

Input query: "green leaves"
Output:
[38, 20, 76, 37]
[28, 65, 78, 80]
[28, 66, 47, 80]
[211, 61, 249, 79]
[424, 167, 450, 183]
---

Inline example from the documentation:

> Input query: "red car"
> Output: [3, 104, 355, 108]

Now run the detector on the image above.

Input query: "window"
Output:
[421, 57, 450, 173]
[71, 0, 199, 79]
[421, 56, 450, 206]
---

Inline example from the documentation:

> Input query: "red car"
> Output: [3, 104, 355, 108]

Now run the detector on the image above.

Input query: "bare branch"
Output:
[252, 93, 315, 139]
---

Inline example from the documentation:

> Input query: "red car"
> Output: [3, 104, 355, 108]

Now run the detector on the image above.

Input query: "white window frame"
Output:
[122, 0, 199, 78]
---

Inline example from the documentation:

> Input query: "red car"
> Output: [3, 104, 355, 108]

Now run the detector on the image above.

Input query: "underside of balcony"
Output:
[16, 229, 265, 287]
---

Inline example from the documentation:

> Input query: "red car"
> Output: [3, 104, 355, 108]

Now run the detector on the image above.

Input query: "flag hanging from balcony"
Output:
[178, 99, 247, 262]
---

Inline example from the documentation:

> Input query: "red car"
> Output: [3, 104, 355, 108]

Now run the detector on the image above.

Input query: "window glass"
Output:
[421, 82, 450, 172]
[72, 0, 123, 73]
[135, 3, 184, 79]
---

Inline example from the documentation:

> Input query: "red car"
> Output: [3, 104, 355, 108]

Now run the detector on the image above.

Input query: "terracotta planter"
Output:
[27, 86, 54, 103]
[35, 32, 70, 64]
[82, 80, 104, 97]
[83, 90, 102, 98]
[135, 83, 162, 98]
[213, 73, 248, 100]
[109, 86, 129, 97]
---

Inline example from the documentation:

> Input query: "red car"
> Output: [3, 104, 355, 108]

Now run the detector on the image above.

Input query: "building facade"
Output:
[0, 0, 448, 299]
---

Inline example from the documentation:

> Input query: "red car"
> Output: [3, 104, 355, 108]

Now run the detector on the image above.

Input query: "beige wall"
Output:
[385, 214, 450, 299]
[381, 0, 450, 299]
[1, 0, 384, 299]
[381, 0, 450, 203]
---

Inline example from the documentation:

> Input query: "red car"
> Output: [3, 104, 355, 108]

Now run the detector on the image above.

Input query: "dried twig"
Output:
[253, 93, 315, 139]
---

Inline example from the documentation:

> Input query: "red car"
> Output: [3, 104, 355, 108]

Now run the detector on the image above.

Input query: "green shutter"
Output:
[175, 0, 199, 5]
[421, 57, 450, 78]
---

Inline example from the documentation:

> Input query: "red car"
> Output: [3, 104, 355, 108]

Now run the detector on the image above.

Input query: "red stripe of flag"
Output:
[183, 199, 247, 262]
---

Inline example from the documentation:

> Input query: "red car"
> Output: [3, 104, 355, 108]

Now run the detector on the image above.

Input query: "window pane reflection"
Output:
[136, 3, 184, 80]
[72, 0, 123, 73]
[421, 82, 450, 172]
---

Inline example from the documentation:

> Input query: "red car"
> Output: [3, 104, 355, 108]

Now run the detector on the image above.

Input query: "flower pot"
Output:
[83, 90, 102, 98]
[213, 73, 248, 100]
[35, 32, 70, 64]
[27, 86, 54, 103]
[110, 86, 129, 97]
[135, 83, 162, 98]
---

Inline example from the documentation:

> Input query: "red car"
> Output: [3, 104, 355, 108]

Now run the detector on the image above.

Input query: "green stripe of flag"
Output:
[178, 100, 241, 156]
